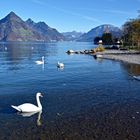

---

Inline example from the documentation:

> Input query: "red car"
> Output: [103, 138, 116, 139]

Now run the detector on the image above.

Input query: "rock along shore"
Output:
[66, 49, 140, 65]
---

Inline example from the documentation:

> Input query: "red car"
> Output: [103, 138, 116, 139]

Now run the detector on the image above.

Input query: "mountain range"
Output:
[77, 24, 122, 42]
[26, 18, 65, 41]
[0, 12, 122, 42]
[62, 31, 83, 41]
[0, 12, 65, 42]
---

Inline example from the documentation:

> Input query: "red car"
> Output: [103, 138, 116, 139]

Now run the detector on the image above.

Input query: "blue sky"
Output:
[0, 0, 139, 32]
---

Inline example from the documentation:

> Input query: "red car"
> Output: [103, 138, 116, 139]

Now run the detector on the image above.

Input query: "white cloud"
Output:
[82, 16, 102, 23]
[74, 8, 136, 16]
[29, 1, 102, 24]
[30, 0, 45, 5]
[103, 9, 135, 16]
[106, 0, 116, 2]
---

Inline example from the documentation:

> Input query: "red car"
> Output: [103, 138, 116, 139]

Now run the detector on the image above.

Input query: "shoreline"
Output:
[102, 54, 140, 65]
[67, 49, 140, 65]
[94, 50, 140, 65]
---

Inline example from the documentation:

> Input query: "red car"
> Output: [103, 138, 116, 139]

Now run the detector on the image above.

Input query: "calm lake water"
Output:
[0, 42, 140, 140]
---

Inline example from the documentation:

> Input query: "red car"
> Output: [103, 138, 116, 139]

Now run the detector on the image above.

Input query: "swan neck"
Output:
[36, 95, 42, 110]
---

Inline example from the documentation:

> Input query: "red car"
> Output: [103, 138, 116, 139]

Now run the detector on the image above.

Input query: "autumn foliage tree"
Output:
[122, 16, 140, 48]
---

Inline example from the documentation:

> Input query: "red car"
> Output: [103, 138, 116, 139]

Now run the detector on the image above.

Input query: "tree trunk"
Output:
[138, 39, 140, 49]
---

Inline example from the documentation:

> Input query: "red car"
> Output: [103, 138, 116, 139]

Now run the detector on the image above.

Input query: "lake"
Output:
[0, 42, 140, 140]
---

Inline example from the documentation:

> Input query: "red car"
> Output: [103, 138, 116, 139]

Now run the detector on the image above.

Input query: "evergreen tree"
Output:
[94, 36, 101, 44]
[102, 33, 113, 45]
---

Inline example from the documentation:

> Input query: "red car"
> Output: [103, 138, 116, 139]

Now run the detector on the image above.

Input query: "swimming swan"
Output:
[133, 76, 140, 80]
[35, 56, 44, 65]
[57, 61, 64, 68]
[11, 92, 43, 113]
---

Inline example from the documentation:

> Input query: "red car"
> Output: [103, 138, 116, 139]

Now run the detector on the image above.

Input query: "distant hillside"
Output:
[62, 31, 83, 41]
[0, 12, 65, 42]
[77, 24, 122, 42]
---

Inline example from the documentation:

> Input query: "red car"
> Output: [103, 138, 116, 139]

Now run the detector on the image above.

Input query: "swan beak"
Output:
[40, 93, 43, 97]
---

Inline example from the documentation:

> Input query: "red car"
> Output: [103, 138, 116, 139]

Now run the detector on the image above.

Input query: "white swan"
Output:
[11, 92, 43, 113]
[57, 61, 64, 68]
[133, 76, 140, 80]
[35, 56, 44, 65]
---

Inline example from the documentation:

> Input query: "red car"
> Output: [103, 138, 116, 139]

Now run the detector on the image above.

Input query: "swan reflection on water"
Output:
[36, 61, 45, 71]
[18, 111, 42, 126]
[57, 66, 64, 71]
[42, 63, 45, 71]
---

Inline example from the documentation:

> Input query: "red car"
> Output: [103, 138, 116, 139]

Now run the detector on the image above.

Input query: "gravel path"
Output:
[103, 54, 140, 65]
[97, 50, 140, 65]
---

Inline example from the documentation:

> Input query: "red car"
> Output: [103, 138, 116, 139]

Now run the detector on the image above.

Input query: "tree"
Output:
[122, 15, 140, 49]
[102, 33, 113, 45]
[131, 20, 140, 47]
[94, 36, 101, 44]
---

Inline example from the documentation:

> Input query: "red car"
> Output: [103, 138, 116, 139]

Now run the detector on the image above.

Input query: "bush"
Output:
[95, 45, 105, 52]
